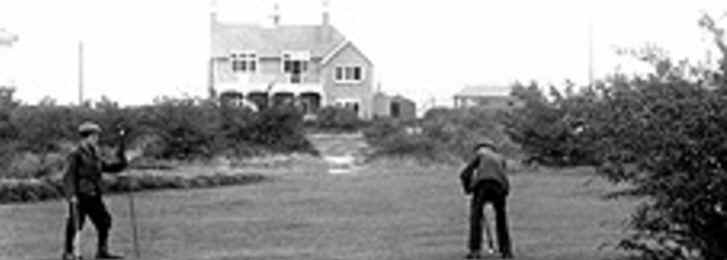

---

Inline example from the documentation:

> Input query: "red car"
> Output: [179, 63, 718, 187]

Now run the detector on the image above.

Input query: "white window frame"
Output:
[281, 51, 310, 73]
[334, 99, 361, 114]
[334, 65, 364, 84]
[281, 51, 311, 84]
[230, 50, 258, 73]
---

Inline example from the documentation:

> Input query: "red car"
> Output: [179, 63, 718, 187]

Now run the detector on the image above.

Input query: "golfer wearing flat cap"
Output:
[62, 122, 127, 260]
[459, 138, 513, 259]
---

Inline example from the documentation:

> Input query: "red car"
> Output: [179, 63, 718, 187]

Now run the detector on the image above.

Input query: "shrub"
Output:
[363, 107, 517, 163]
[0, 171, 268, 204]
[591, 76, 727, 260]
[249, 106, 318, 155]
[1, 96, 318, 179]
[132, 98, 222, 159]
[503, 43, 727, 258]
[502, 82, 600, 166]
[306, 106, 367, 133]
[422, 107, 518, 160]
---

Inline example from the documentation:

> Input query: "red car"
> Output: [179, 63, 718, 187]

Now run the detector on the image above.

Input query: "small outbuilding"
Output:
[372, 92, 416, 121]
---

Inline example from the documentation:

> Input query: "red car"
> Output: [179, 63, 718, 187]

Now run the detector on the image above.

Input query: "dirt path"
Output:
[306, 132, 369, 175]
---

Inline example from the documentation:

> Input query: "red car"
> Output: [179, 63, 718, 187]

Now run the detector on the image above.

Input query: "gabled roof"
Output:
[211, 22, 346, 58]
[392, 95, 415, 104]
[320, 40, 373, 65]
[454, 85, 512, 98]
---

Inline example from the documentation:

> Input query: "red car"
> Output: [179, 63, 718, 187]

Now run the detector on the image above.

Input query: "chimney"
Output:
[322, 0, 330, 26]
[209, 0, 219, 30]
[271, 3, 281, 27]
[321, 0, 331, 42]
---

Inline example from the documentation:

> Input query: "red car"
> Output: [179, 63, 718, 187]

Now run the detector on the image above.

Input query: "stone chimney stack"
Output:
[271, 3, 281, 27]
[321, 0, 331, 42]
[322, 0, 330, 26]
[209, 0, 219, 31]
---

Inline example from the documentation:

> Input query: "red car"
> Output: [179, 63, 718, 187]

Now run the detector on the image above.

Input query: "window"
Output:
[334, 66, 364, 83]
[335, 100, 360, 114]
[391, 102, 400, 118]
[335, 67, 344, 80]
[230, 51, 257, 73]
[283, 54, 308, 73]
[282, 52, 310, 84]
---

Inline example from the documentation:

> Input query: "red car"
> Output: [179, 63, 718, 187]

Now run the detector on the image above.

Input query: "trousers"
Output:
[64, 195, 113, 253]
[469, 181, 512, 254]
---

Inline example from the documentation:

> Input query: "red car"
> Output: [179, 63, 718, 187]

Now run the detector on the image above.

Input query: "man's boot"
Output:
[465, 251, 482, 259]
[96, 230, 123, 259]
[96, 246, 123, 260]
[62, 252, 83, 260]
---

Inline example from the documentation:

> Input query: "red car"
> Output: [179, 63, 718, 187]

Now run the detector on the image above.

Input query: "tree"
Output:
[0, 86, 19, 108]
[505, 13, 727, 260]
[698, 13, 727, 77]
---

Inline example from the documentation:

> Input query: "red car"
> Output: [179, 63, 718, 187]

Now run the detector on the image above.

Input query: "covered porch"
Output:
[216, 82, 325, 116]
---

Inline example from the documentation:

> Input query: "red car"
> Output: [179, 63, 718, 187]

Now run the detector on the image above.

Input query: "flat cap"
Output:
[78, 121, 102, 134]
[474, 137, 497, 151]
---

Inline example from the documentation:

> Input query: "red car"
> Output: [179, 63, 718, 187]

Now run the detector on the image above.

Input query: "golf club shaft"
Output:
[128, 193, 141, 259]
[483, 206, 495, 250]
[72, 201, 81, 257]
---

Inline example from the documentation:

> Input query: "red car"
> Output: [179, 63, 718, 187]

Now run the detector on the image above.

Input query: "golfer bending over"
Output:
[459, 139, 513, 259]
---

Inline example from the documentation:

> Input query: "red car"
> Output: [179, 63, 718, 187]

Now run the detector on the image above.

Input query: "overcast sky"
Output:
[0, 0, 726, 107]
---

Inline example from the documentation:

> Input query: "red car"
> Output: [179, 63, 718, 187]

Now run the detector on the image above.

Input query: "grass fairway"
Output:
[0, 161, 634, 260]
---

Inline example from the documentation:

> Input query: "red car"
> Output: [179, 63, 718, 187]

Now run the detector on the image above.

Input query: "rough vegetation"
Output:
[304, 106, 368, 133]
[501, 14, 727, 260]
[0, 95, 317, 179]
[0, 171, 267, 204]
[363, 107, 520, 164]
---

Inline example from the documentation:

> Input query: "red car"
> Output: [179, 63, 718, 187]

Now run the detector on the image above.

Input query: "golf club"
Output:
[483, 204, 496, 254]
[128, 192, 141, 259]
[71, 200, 82, 259]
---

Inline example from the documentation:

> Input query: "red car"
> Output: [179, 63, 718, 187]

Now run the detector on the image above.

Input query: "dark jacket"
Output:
[63, 143, 127, 199]
[459, 150, 510, 195]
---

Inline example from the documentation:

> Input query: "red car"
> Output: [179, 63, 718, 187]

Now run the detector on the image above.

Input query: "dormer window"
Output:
[231, 51, 257, 73]
[282, 53, 309, 73]
[282, 51, 310, 84]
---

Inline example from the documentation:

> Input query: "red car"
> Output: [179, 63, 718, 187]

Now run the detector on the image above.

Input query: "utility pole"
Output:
[208, 0, 218, 100]
[0, 28, 19, 89]
[78, 41, 84, 105]
[588, 19, 594, 86]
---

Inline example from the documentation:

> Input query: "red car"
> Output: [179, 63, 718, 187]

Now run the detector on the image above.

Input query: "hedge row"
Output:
[304, 106, 369, 133]
[363, 107, 520, 163]
[0, 95, 318, 179]
[0, 172, 267, 204]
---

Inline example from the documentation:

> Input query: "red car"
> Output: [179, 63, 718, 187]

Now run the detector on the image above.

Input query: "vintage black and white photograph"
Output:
[1, 0, 727, 259]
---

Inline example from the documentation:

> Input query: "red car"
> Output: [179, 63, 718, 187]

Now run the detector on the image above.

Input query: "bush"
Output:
[363, 120, 450, 162]
[502, 82, 600, 166]
[0, 96, 317, 178]
[306, 106, 367, 133]
[0, 171, 268, 204]
[363, 107, 518, 163]
[503, 43, 727, 258]
[133, 99, 220, 159]
[422, 107, 518, 160]
[591, 76, 727, 260]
